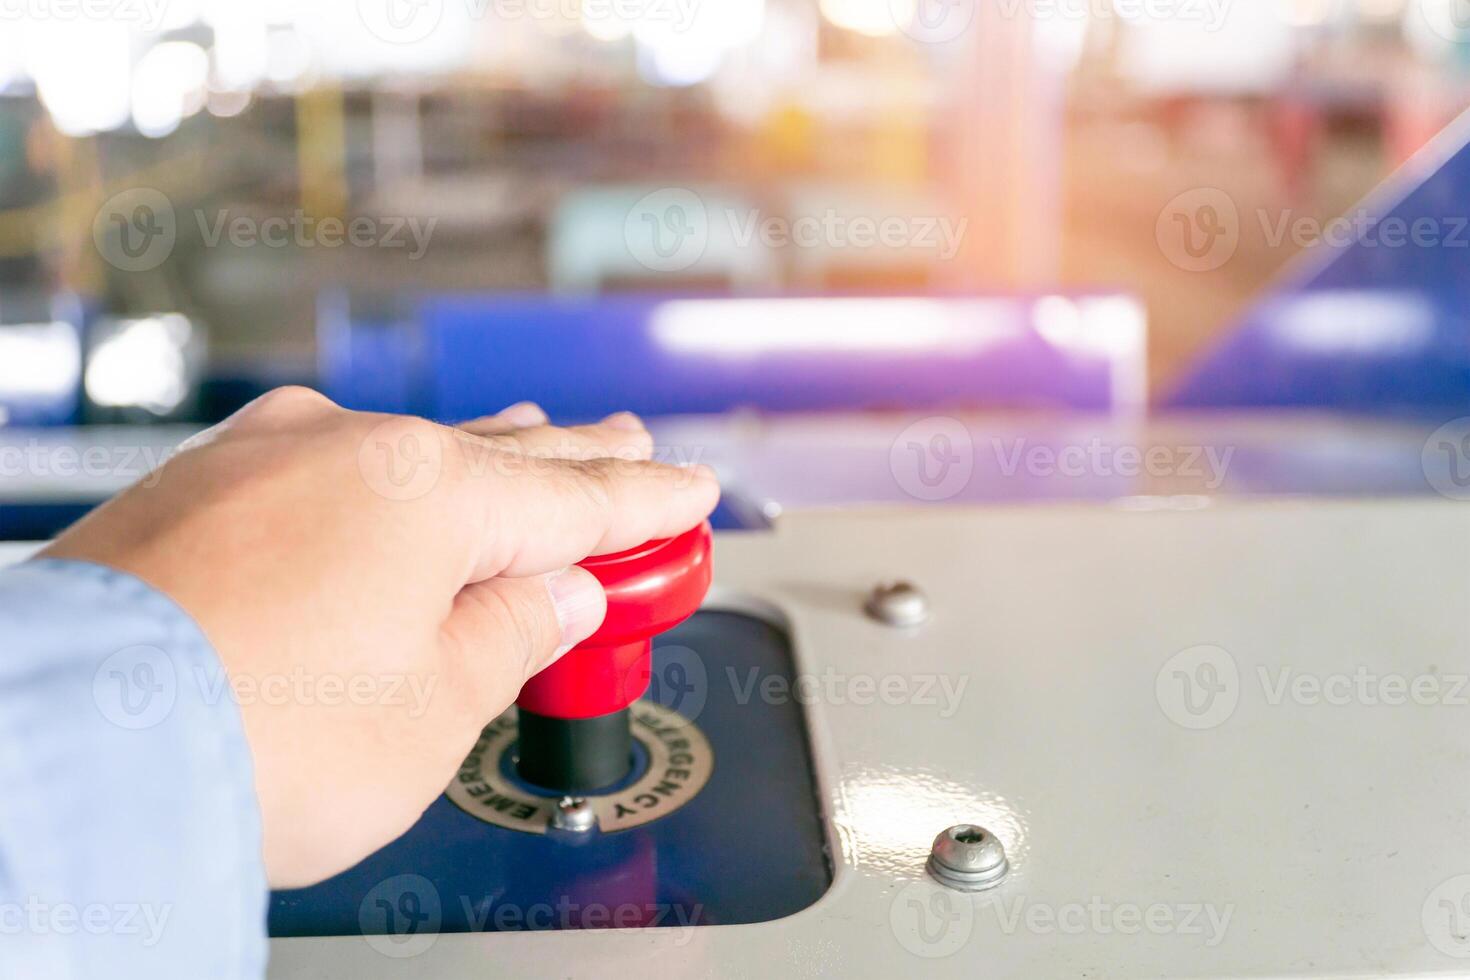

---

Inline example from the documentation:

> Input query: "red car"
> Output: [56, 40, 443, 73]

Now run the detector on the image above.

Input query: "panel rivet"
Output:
[551, 796, 597, 833]
[865, 581, 930, 628]
[927, 824, 1008, 892]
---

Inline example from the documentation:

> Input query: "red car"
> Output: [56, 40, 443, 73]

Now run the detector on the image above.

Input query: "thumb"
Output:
[442, 567, 607, 713]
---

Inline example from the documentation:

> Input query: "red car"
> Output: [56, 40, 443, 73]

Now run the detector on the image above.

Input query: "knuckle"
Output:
[621, 427, 656, 456]
[263, 385, 334, 411]
[385, 414, 450, 455]
[240, 386, 337, 425]
[559, 457, 616, 513]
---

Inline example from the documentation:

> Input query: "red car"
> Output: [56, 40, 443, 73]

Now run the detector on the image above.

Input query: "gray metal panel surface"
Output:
[252, 499, 1470, 978]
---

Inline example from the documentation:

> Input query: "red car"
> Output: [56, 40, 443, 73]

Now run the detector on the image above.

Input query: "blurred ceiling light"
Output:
[132, 41, 211, 139]
[1117, 5, 1295, 95]
[154, 0, 204, 33]
[28, 23, 132, 136]
[207, 87, 254, 118]
[0, 36, 23, 91]
[694, 0, 766, 47]
[1034, 16, 1089, 73]
[207, 7, 270, 90]
[1410, 0, 1470, 43]
[638, 42, 726, 87]
[1034, 295, 1147, 358]
[265, 27, 314, 86]
[1270, 292, 1434, 355]
[1035, 295, 1148, 412]
[650, 298, 1017, 357]
[752, 1, 817, 78]
[1357, 0, 1407, 23]
[1275, 0, 1339, 28]
[633, 0, 764, 86]
[85, 315, 196, 415]
[0, 322, 81, 399]
[821, 0, 910, 37]
[532, 7, 582, 37]
[581, 5, 638, 42]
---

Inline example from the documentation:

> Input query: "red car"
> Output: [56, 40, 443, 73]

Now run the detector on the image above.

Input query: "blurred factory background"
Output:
[2, 0, 1469, 535]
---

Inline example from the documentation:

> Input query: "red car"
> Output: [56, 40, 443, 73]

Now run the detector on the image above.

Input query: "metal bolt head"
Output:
[865, 581, 930, 628]
[927, 824, 1008, 892]
[551, 796, 597, 833]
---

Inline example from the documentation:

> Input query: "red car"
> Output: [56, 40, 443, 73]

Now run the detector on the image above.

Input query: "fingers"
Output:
[484, 421, 654, 461]
[461, 405, 654, 461]
[460, 453, 720, 579]
[354, 399, 714, 584]
[459, 402, 548, 435]
[440, 567, 607, 713]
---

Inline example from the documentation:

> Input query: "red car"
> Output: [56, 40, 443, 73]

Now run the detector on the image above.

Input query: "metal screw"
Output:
[551, 796, 597, 833]
[865, 581, 930, 628]
[927, 824, 1008, 892]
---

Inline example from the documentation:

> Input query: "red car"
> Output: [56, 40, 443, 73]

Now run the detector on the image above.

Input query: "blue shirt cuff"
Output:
[0, 558, 267, 979]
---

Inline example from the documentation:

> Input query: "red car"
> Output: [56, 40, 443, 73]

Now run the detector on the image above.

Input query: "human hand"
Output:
[43, 388, 719, 887]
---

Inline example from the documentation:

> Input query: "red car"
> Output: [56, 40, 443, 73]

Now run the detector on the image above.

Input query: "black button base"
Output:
[515, 707, 633, 794]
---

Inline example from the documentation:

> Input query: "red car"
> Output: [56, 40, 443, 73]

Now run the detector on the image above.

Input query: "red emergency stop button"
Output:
[517, 522, 713, 720]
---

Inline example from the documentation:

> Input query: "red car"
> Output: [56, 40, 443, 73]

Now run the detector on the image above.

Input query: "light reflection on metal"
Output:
[833, 765, 1028, 882]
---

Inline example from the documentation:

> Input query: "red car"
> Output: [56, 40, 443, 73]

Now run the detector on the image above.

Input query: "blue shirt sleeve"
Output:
[0, 558, 268, 979]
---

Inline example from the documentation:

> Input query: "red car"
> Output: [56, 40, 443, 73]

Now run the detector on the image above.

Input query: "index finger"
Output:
[452, 449, 720, 582]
